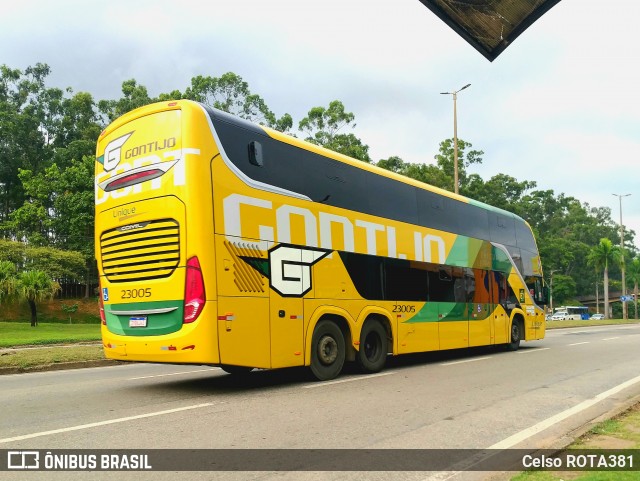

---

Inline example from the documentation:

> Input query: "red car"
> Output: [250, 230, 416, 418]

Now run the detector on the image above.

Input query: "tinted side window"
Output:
[367, 173, 418, 224]
[519, 249, 539, 277]
[384, 258, 429, 301]
[302, 156, 369, 212]
[417, 190, 459, 234]
[492, 271, 507, 304]
[428, 266, 456, 302]
[489, 213, 516, 246]
[471, 269, 491, 304]
[338, 252, 383, 300]
[457, 203, 490, 239]
[515, 219, 537, 251]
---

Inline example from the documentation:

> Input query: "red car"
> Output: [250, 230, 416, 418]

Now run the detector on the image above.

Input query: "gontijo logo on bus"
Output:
[98, 132, 179, 172]
[95, 131, 200, 205]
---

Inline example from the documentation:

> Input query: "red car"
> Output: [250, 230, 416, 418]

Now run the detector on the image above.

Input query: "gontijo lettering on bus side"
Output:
[222, 192, 448, 264]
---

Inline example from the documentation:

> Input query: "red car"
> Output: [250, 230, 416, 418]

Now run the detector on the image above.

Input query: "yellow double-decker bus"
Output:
[95, 100, 547, 380]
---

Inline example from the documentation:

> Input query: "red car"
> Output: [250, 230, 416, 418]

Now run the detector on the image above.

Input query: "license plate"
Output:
[129, 317, 147, 327]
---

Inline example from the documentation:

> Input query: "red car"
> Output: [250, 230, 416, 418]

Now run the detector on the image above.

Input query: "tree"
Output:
[299, 100, 371, 162]
[0, 240, 85, 282]
[433, 138, 484, 192]
[627, 257, 640, 320]
[183, 72, 292, 132]
[465, 173, 536, 213]
[376, 156, 406, 173]
[587, 238, 622, 319]
[0, 260, 16, 303]
[0, 63, 60, 224]
[17, 270, 60, 326]
[550, 274, 577, 305]
[98, 79, 154, 123]
[11, 155, 95, 294]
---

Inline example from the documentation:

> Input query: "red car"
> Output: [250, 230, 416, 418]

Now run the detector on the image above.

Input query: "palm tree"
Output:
[587, 238, 622, 319]
[17, 270, 61, 327]
[627, 257, 640, 321]
[0, 260, 17, 303]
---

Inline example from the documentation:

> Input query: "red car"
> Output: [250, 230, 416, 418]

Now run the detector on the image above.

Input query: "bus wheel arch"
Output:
[357, 315, 390, 374]
[309, 314, 351, 381]
[506, 315, 524, 351]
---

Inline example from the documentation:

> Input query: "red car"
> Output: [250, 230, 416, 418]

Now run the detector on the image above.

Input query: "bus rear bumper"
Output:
[101, 309, 219, 364]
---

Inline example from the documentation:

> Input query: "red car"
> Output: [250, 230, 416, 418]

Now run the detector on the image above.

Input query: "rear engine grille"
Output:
[100, 219, 180, 282]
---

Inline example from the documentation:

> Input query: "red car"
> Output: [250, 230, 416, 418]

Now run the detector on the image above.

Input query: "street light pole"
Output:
[613, 193, 631, 320]
[441, 84, 470, 195]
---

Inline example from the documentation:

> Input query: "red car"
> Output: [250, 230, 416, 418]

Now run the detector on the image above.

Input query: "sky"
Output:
[2, 0, 640, 248]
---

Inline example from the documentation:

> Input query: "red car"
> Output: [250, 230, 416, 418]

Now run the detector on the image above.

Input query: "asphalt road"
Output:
[2, 324, 640, 481]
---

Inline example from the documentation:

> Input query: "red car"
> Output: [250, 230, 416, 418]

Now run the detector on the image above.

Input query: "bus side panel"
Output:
[398, 304, 439, 354]
[213, 230, 270, 368]
[217, 296, 271, 368]
[437, 304, 469, 350]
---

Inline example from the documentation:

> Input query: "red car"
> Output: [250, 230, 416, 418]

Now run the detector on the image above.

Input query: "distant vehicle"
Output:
[549, 312, 569, 321]
[554, 306, 589, 320]
[590, 313, 605, 320]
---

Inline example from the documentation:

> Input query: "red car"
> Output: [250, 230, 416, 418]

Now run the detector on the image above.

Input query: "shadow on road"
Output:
[127, 344, 522, 395]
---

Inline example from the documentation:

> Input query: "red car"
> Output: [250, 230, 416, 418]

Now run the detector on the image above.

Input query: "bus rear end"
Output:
[95, 101, 219, 365]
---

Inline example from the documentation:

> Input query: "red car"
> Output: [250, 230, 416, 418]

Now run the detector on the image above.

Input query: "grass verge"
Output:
[0, 345, 107, 371]
[0, 321, 101, 347]
[511, 404, 640, 480]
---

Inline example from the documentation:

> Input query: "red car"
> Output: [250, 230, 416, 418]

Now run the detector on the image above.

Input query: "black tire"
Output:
[506, 319, 522, 351]
[310, 320, 345, 381]
[220, 365, 253, 375]
[357, 320, 388, 373]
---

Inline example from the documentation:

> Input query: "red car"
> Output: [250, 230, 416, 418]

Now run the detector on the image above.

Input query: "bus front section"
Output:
[95, 101, 219, 365]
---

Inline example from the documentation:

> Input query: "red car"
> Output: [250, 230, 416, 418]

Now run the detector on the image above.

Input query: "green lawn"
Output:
[0, 322, 101, 347]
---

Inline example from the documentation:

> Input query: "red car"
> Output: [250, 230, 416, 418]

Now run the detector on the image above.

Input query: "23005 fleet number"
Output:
[121, 288, 152, 299]
[392, 304, 416, 313]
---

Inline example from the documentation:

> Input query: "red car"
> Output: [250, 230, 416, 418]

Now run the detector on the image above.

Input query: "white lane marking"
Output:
[303, 371, 396, 389]
[0, 403, 215, 444]
[440, 356, 491, 366]
[602, 337, 620, 341]
[489, 373, 640, 449]
[128, 368, 219, 380]
[517, 347, 551, 354]
[568, 342, 590, 346]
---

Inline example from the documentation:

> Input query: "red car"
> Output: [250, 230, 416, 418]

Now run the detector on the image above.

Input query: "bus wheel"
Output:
[310, 320, 345, 381]
[506, 319, 522, 351]
[357, 320, 387, 373]
[220, 365, 253, 375]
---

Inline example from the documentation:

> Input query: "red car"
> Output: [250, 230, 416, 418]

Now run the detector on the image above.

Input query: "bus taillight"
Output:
[183, 256, 205, 323]
[99, 286, 106, 325]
